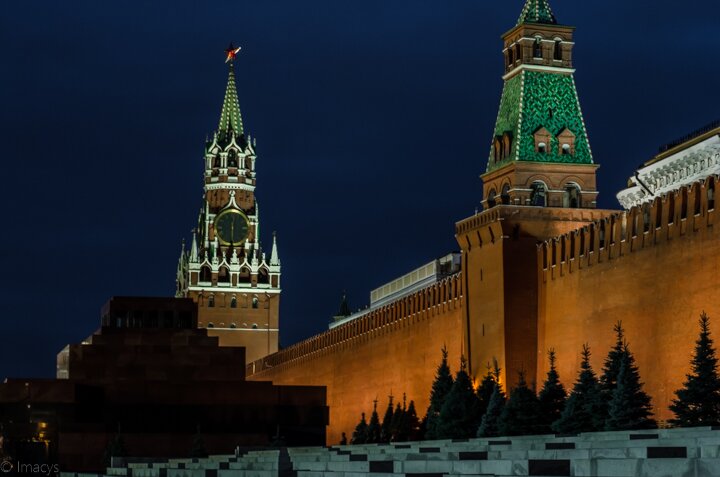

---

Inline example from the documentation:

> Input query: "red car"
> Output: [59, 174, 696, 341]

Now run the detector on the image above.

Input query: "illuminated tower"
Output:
[177, 45, 281, 363]
[456, 1, 614, 389]
[481, 0, 599, 210]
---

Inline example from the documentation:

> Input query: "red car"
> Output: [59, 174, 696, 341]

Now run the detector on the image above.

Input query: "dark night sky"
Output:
[0, 1, 717, 379]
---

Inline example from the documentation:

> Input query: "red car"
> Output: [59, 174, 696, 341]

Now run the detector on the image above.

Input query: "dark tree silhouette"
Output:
[477, 364, 497, 418]
[498, 370, 541, 436]
[477, 360, 506, 437]
[538, 349, 567, 433]
[380, 395, 394, 443]
[552, 344, 605, 433]
[425, 346, 454, 440]
[670, 313, 720, 427]
[605, 346, 656, 430]
[366, 400, 381, 443]
[351, 413, 368, 444]
[437, 356, 481, 438]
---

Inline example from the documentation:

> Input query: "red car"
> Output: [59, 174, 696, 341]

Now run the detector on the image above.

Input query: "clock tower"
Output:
[176, 46, 281, 363]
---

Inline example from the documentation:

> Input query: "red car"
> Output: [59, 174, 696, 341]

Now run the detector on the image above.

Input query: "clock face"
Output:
[214, 210, 250, 246]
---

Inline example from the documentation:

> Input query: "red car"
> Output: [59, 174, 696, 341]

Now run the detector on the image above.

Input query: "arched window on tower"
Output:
[534, 38, 543, 58]
[487, 189, 497, 209]
[258, 267, 269, 285]
[218, 266, 230, 284]
[252, 296, 259, 309]
[530, 182, 548, 207]
[507, 48, 514, 67]
[208, 295, 215, 308]
[231, 296, 237, 308]
[554, 40, 563, 60]
[200, 266, 212, 283]
[213, 155, 221, 168]
[501, 184, 511, 205]
[515, 43, 522, 63]
[227, 149, 238, 167]
[563, 183, 581, 208]
[238, 267, 251, 284]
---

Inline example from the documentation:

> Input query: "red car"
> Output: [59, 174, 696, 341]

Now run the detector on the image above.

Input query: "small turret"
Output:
[270, 231, 280, 266]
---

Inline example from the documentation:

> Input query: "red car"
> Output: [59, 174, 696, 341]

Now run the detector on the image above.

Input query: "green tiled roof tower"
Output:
[480, 0, 600, 210]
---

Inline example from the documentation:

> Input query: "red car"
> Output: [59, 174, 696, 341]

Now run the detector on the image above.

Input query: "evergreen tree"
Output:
[670, 313, 720, 427]
[605, 347, 656, 430]
[389, 401, 404, 442]
[437, 356, 481, 439]
[601, 321, 626, 396]
[380, 395, 395, 443]
[537, 349, 567, 433]
[351, 413, 368, 444]
[476, 365, 497, 418]
[403, 400, 421, 441]
[190, 426, 207, 458]
[477, 361, 506, 437]
[425, 346, 454, 440]
[498, 370, 541, 436]
[552, 344, 605, 433]
[366, 400, 381, 443]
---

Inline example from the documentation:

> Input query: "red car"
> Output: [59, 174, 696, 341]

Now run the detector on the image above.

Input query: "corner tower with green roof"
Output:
[481, 0, 599, 210]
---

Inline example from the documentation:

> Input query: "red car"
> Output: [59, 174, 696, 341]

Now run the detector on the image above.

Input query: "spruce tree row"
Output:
[350, 394, 421, 444]
[347, 313, 720, 443]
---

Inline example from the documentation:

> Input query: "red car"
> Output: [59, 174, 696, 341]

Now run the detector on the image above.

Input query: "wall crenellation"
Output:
[246, 273, 463, 376]
[538, 175, 717, 279]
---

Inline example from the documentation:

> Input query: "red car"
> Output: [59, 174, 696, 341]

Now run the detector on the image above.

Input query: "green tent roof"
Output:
[218, 65, 244, 135]
[517, 0, 557, 25]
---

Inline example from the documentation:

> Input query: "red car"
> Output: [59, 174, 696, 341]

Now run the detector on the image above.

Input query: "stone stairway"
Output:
[61, 427, 720, 477]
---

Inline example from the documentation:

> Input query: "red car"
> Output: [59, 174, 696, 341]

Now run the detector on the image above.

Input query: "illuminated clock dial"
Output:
[214, 210, 250, 246]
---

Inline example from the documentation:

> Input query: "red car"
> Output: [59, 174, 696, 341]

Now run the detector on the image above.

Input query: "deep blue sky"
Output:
[0, 1, 717, 379]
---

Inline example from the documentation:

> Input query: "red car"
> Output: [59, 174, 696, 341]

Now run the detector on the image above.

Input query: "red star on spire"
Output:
[225, 43, 241, 63]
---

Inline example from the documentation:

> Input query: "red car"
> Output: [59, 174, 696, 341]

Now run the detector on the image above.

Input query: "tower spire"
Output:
[517, 0, 557, 25]
[218, 44, 244, 135]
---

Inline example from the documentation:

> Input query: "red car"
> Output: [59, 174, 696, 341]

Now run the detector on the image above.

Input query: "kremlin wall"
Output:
[242, 2, 720, 445]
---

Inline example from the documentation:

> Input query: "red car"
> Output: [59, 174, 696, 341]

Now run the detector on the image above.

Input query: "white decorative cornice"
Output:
[617, 137, 720, 210]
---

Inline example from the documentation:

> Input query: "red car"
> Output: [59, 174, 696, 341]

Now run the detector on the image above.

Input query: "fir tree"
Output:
[437, 356, 481, 439]
[537, 349, 567, 433]
[601, 321, 626, 396]
[380, 395, 395, 443]
[190, 426, 207, 458]
[477, 361, 506, 437]
[403, 400, 421, 441]
[389, 400, 404, 442]
[498, 370, 541, 437]
[476, 364, 497, 418]
[366, 400, 381, 443]
[670, 313, 720, 427]
[552, 344, 605, 433]
[425, 346, 454, 440]
[605, 347, 656, 430]
[351, 413, 368, 444]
